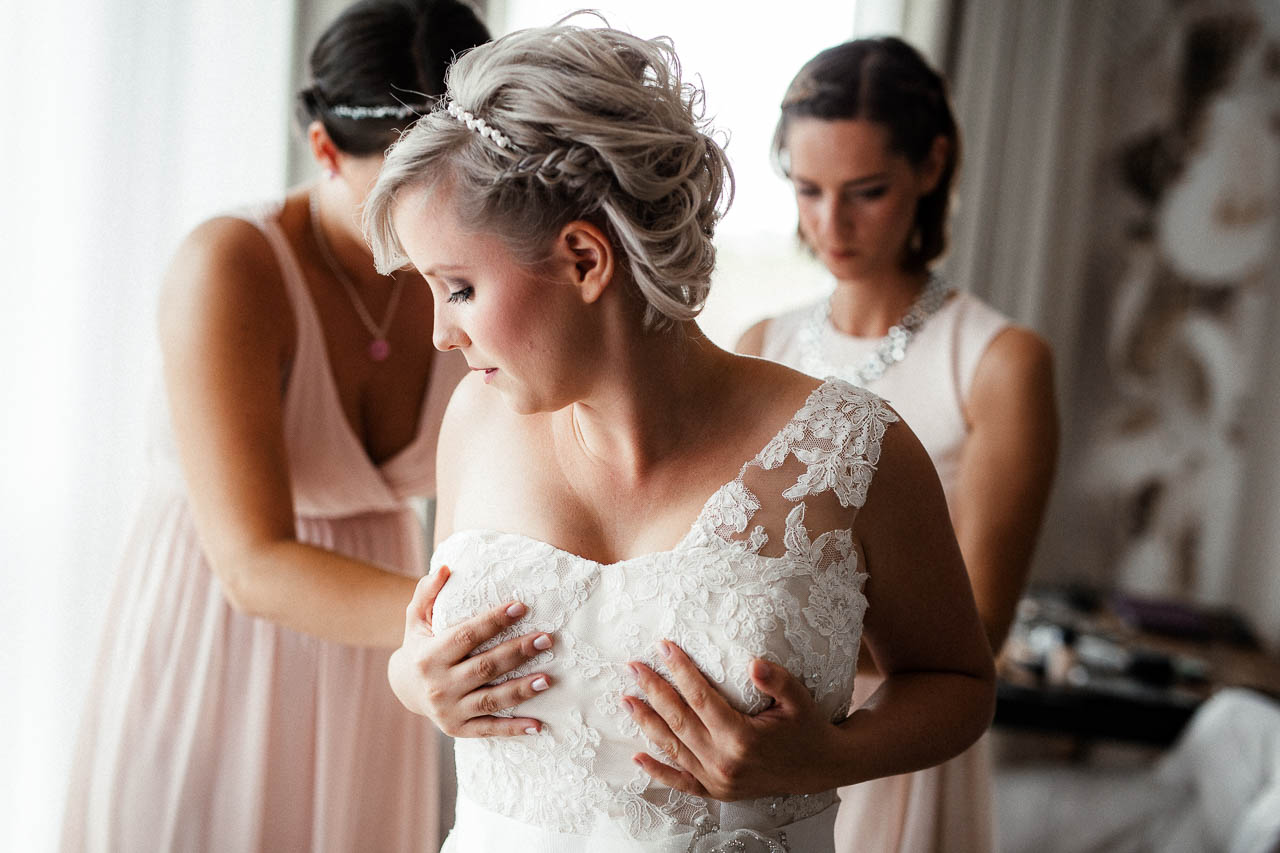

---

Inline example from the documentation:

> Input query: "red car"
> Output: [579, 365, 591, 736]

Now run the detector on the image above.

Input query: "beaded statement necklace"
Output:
[797, 273, 952, 385]
[308, 193, 404, 362]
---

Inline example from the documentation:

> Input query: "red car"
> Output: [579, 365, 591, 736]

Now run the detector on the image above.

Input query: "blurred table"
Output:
[993, 586, 1280, 747]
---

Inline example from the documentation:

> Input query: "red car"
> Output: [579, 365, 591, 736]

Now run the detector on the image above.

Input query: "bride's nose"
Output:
[432, 309, 470, 352]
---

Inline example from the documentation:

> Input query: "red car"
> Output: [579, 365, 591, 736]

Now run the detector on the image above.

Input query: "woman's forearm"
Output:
[827, 668, 995, 787]
[216, 539, 417, 648]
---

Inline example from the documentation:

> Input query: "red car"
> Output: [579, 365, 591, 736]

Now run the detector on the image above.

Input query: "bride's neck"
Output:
[564, 319, 731, 479]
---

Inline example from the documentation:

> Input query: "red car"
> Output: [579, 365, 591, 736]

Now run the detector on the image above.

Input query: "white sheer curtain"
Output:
[0, 1, 295, 848]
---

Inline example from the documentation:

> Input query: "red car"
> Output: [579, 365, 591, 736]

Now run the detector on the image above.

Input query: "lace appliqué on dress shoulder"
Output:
[764, 380, 897, 508]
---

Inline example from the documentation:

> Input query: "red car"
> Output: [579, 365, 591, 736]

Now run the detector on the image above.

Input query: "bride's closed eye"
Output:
[447, 285, 474, 304]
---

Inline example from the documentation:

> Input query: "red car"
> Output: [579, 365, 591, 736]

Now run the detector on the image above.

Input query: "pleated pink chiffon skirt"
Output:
[833, 662, 995, 853]
[833, 733, 995, 853]
[61, 490, 440, 852]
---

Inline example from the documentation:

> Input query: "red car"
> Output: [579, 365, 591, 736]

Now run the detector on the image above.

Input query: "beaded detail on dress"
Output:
[431, 379, 898, 844]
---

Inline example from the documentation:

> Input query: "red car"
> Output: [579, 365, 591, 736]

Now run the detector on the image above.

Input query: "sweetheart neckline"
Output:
[436, 518, 708, 570]
[434, 527, 873, 585]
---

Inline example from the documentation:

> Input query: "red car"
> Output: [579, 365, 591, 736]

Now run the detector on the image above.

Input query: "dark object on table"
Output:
[1111, 593, 1260, 649]
[994, 679, 1200, 746]
[997, 586, 1280, 746]
[1126, 648, 1177, 688]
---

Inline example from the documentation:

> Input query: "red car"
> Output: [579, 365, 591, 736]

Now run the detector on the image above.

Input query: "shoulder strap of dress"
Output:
[225, 201, 313, 315]
[758, 380, 899, 510]
[217, 201, 325, 399]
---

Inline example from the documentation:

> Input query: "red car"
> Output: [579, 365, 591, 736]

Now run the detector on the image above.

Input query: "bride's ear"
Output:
[556, 221, 615, 304]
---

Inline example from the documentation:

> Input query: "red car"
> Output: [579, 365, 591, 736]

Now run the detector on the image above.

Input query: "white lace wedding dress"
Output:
[431, 379, 898, 852]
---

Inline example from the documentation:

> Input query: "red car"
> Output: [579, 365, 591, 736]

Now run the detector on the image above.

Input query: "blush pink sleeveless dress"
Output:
[760, 289, 1011, 853]
[60, 200, 467, 853]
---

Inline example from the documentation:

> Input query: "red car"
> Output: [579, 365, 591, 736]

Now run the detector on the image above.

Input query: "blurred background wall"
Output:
[945, 0, 1280, 643]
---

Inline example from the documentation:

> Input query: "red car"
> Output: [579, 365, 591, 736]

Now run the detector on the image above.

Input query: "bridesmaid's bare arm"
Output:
[838, 418, 996, 780]
[952, 327, 1058, 653]
[733, 318, 771, 357]
[158, 217, 414, 647]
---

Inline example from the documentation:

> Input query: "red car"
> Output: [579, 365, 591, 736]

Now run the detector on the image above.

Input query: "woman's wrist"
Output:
[816, 713, 864, 790]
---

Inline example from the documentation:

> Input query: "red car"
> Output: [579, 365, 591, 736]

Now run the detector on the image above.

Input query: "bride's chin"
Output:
[507, 397, 544, 416]
[495, 369, 584, 416]
[499, 385, 558, 417]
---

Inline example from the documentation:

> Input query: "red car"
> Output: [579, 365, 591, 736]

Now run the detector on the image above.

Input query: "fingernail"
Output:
[659, 641, 672, 658]
[628, 663, 642, 679]
[531, 676, 549, 692]
[533, 634, 552, 651]
[524, 726, 539, 735]
[506, 602, 527, 618]
[621, 697, 634, 713]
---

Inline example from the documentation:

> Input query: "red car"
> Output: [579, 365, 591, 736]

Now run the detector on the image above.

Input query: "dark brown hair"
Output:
[296, 0, 490, 156]
[772, 36, 959, 270]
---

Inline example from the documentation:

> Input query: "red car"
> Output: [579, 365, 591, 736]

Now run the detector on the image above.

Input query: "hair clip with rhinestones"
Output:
[330, 103, 425, 120]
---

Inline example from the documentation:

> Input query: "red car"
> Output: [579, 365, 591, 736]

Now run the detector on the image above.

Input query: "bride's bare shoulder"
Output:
[437, 372, 546, 477]
[730, 352, 826, 411]
[432, 372, 560, 539]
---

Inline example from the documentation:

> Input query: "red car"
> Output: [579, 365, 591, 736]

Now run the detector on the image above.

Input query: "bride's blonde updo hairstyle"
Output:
[364, 17, 734, 329]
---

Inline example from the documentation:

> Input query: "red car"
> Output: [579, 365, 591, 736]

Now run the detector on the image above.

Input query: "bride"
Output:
[364, 19, 995, 853]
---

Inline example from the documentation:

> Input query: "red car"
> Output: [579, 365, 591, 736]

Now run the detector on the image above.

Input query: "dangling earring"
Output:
[908, 225, 923, 254]
[325, 168, 338, 180]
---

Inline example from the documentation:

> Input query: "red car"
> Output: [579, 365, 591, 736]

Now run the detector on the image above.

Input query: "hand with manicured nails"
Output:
[623, 640, 844, 801]
[388, 565, 555, 737]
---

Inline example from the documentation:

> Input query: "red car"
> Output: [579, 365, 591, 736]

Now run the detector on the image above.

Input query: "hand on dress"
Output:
[624, 641, 841, 800]
[388, 565, 555, 737]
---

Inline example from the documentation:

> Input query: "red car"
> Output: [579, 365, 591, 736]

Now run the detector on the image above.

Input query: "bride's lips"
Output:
[469, 365, 499, 384]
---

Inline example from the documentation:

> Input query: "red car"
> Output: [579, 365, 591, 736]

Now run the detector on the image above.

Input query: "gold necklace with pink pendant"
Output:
[309, 192, 405, 362]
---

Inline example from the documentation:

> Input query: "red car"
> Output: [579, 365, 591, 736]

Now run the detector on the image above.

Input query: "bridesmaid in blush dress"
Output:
[737, 37, 1060, 853]
[59, 2, 489, 851]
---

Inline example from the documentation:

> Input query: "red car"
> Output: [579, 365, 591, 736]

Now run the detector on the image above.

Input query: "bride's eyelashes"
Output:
[447, 284, 475, 304]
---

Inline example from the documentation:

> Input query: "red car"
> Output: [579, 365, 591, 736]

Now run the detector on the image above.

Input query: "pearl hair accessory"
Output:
[330, 103, 424, 120]
[445, 100, 513, 149]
